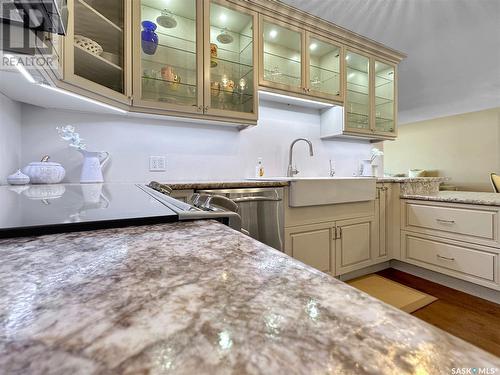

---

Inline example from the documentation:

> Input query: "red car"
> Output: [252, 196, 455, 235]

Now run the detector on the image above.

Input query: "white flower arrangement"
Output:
[370, 148, 384, 163]
[56, 125, 87, 150]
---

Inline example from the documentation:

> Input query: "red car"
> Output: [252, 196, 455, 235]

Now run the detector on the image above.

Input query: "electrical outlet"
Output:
[149, 156, 166, 172]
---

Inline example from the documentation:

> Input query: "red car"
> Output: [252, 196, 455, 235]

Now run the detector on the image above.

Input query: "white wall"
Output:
[20, 101, 375, 183]
[0, 93, 22, 185]
[384, 107, 500, 192]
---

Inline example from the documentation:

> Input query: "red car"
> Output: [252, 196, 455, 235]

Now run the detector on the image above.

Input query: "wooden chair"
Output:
[491, 173, 500, 193]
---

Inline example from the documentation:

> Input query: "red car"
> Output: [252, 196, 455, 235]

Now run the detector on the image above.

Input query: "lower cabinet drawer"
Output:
[402, 232, 498, 284]
[405, 202, 497, 241]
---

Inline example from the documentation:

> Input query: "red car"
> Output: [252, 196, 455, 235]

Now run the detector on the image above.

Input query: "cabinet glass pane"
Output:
[309, 38, 340, 96]
[140, 0, 198, 106]
[74, 0, 124, 93]
[262, 21, 301, 89]
[375, 61, 395, 133]
[209, 3, 254, 113]
[345, 51, 370, 131]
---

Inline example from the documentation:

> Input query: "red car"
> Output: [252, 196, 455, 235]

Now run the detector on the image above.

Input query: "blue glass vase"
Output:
[141, 21, 158, 55]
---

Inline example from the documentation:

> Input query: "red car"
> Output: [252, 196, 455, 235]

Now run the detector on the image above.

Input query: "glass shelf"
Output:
[73, 0, 124, 94]
[142, 76, 197, 105]
[262, 20, 302, 90]
[374, 60, 395, 133]
[139, 0, 198, 106]
[308, 37, 340, 97]
[209, 1, 255, 115]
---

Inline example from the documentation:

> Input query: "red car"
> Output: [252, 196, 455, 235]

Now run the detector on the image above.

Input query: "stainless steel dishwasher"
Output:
[197, 187, 284, 251]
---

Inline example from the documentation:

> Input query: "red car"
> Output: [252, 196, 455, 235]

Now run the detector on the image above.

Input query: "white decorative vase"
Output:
[79, 150, 110, 183]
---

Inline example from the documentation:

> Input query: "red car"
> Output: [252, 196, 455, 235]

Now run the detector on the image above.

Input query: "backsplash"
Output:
[0, 93, 22, 185]
[18, 101, 379, 183]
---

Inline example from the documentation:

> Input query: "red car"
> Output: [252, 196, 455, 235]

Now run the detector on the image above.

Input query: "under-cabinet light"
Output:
[39, 84, 128, 114]
[219, 14, 227, 22]
[269, 30, 278, 39]
[259, 90, 335, 108]
[310, 43, 318, 51]
[4, 54, 36, 83]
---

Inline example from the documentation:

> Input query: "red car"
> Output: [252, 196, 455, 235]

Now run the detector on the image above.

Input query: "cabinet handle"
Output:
[193, 105, 203, 112]
[436, 219, 455, 224]
[437, 254, 455, 261]
[338, 227, 342, 239]
[204, 106, 209, 113]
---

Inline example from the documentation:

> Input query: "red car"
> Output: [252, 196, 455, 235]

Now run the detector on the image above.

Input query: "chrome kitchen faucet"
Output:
[287, 138, 314, 177]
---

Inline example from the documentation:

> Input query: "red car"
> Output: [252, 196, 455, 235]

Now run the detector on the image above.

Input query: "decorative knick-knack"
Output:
[7, 169, 30, 185]
[141, 21, 159, 55]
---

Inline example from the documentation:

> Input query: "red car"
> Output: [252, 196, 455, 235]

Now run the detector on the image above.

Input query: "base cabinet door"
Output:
[375, 184, 390, 262]
[335, 217, 377, 275]
[285, 223, 334, 274]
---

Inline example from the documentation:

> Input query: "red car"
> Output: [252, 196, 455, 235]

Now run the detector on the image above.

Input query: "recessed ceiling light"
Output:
[309, 43, 318, 51]
[219, 14, 227, 22]
[269, 29, 278, 38]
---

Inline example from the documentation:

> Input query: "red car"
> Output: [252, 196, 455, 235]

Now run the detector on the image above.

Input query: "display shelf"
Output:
[142, 4, 196, 23]
[75, 0, 123, 55]
[142, 76, 198, 105]
[74, 44, 123, 91]
[264, 50, 301, 65]
[310, 65, 339, 75]
[347, 66, 369, 75]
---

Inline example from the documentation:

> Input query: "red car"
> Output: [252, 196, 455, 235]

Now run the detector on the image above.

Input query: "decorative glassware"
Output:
[141, 21, 159, 55]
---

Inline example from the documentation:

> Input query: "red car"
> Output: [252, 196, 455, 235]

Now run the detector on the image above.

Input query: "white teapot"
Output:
[22, 156, 66, 184]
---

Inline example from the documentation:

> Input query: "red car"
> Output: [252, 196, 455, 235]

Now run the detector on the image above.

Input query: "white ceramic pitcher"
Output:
[79, 150, 110, 183]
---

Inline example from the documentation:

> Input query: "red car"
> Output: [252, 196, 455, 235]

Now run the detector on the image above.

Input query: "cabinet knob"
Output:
[204, 106, 209, 113]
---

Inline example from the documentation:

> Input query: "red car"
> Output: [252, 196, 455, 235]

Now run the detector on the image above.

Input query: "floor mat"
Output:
[347, 274, 438, 313]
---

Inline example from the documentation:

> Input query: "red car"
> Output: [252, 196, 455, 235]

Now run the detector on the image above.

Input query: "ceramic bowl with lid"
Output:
[22, 156, 66, 184]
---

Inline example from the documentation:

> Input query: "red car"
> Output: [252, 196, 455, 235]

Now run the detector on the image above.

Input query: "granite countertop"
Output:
[164, 180, 290, 190]
[378, 177, 450, 183]
[165, 177, 449, 190]
[1, 221, 498, 374]
[402, 191, 500, 206]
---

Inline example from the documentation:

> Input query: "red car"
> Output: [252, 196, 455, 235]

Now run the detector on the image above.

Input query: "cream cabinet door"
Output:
[285, 223, 334, 274]
[375, 184, 390, 262]
[335, 216, 377, 275]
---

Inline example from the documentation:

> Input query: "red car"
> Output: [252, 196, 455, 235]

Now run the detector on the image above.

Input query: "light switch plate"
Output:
[149, 156, 166, 172]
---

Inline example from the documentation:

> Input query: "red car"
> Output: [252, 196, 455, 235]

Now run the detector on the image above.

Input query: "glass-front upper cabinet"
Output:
[65, 0, 128, 103]
[260, 17, 304, 94]
[345, 50, 371, 132]
[306, 34, 342, 101]
[204, 1, 258, 120]
[133, 0, 203, 114]
[374, 60, 396, 134]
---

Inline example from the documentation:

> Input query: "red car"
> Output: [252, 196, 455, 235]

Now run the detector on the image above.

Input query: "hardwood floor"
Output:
[376, 268, 500, 357]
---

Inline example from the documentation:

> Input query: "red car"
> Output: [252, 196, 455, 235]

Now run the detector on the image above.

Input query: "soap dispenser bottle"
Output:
[255, 157, 264, 178]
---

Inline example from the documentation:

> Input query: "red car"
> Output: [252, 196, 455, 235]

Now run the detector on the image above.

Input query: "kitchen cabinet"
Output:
[41, 0, 404, 127]
[259, 16, 343, 102]
[285, 223, 334, 274]
[320, 51, 398, 140]
[132, 0, 258, 122]
[63, 0, 131, 104]
[335, 216, 378, 275]
[284, 215, 377, 277]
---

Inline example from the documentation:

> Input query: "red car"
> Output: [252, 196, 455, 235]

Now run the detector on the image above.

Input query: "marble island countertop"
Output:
[1, 221, 498, 374]
[402, 191, 500, 206]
